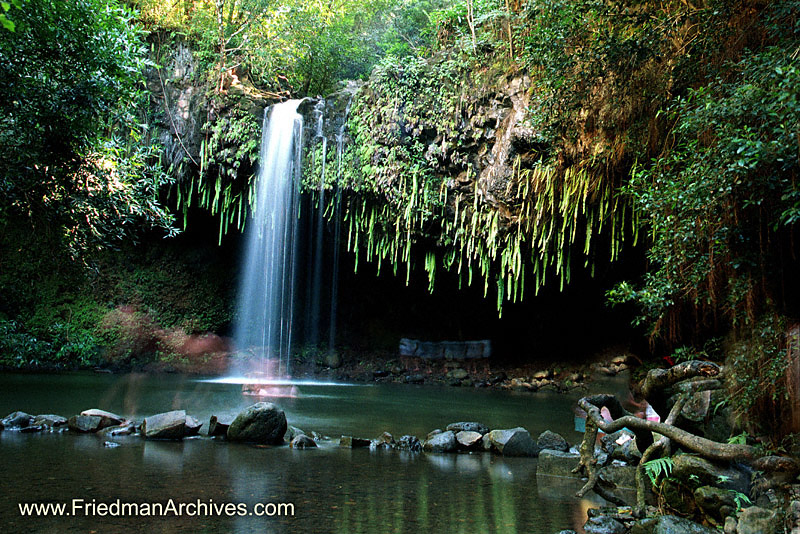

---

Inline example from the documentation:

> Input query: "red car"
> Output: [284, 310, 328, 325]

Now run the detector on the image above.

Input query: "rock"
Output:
[339, 436, 371, 448]
[723, 516, 737, 534]
[423, 430, 457, 452]
[629, 515, 716, 534]
[446, 368, 468, 380]
[98, 422, 137, 437]
[672, 455, 750, 494]
[537, 450, 580, 478]
[284, 425, 306, 443]
[373, 370, 389, 378]
[310, 431, 330, 441]
[601, 430, 641, 464]
[374, 431, 394, 446]
[426, 429, 443, 440]
[290, 434, 317, 449]
[599, 464, 637, 490]
[80, 409, 125, 429]
[68, 415, 104, 433]
[208, 415, 232, 437]
[185, 415, 202, 437]
[583, 515, 626, 534]
[404, 374, 424, 384]
[485, 427, 538, 457]
[556, 531, 577, 534]
[489, 372, 507, 384]
[227, 402, 287, 445]
[532, 369, 552, 380]
[142, 410, 186, 440]
[19, 425, 43, 433]
[736, 506, 781, 534]
[446, 422, 489, 435]
[103, 441, 121, 448]
[396, 435, 422, 452]
[2, 411, 34, 429]
[33, 414, 68, 428]
[456, 431, 483, 450]
[537, 430, 569, 452]
[694, 486, 737, 524]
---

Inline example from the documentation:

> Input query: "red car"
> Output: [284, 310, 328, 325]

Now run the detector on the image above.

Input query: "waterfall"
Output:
[233, 100, 303, 377]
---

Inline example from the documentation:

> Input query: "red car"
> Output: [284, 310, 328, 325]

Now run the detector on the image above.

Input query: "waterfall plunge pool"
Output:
[0, 372, 630, 533]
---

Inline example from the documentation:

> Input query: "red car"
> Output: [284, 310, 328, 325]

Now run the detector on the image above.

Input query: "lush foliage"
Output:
[0, 0, 176, 260]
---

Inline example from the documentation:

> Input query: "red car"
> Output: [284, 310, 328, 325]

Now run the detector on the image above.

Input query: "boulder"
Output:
[672, 455, 750, 494]
[227, 403, 287, 445]
[208, 415, 232, 437]
[630, 515, 716, 534]
[599, 464, 637, 490]
[537, 430, 569, 452]
[33, 414, 68, 428]
[537, 450, 580, 478]
[396, 435, 422, 452]
[339, 436, 371, 448]
[446, 368, 468, 380]
[142, 410, 187, 440]
[484, 427, 539, 457]
[68, 415, 103, 433]
[404, 374, 425, 384]
[98, 422, 137, 438]
[373, 431, 395, 449]
[584, 515, 626, 534]
[456, 431, 483, 450]
[2, 411, 34, 429]
[694, 486, 737, 524]
[736, 506, 781, 534]
[184, 415, 202, 437]
[283, 425, 306, 443]
[290, 434, 317, 449]
[446, 422, 489, 435]
[80, 409, 125, 429]
[423, 430, 457, 453]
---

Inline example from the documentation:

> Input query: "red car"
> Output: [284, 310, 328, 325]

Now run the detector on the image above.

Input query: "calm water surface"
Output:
[0, 373, 629, 533]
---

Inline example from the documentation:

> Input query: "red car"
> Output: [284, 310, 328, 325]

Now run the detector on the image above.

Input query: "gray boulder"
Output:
[537, 430, 569, 452]
[485, 427, 539, 457]
[290, 434, 317, 449]
[68, 415, 103, 433]
[672, 455, 750, 493]
[446, 422, 489, 434]
[584, 515, 626, 534]
[80, 409, 125, 429]
[33, 414, 68, 428]
[227, 402, 287, 445]
[397, 435, 422, 452]
[423, 430, 457, 453]
[2, 411, 34, 429]
[736, 506, 781, 534]
[142, 410, 186, 440]
[456, 430, 483, 450]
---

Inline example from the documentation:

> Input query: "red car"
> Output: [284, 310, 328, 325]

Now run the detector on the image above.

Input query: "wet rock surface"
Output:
[142, 410, 187, 440]
[423, 430, 457, 453]
[484, 427, 539, 457]
[227, 402, 287, 445]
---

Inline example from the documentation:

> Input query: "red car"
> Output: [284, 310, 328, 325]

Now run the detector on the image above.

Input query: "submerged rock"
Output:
[484, 427, 539, 457]
[290, 434, 317, 449]
[227, 402, 287, 445]
[537, 430, 569, 452]
[423, 430, 457, 453]
[537, 450, 580, 478]
[142, 410, 186, 440]
[68, 415, 104, 433]
[446, 422, 489, 435]
[2, 411, 34, 430]
[98, 422, 137, 438]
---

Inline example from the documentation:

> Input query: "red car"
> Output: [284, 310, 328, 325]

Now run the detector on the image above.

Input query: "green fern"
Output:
[643, 457, 675, 486]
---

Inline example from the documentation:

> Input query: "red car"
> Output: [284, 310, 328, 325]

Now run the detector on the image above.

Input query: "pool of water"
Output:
[0, 372, 629, 533]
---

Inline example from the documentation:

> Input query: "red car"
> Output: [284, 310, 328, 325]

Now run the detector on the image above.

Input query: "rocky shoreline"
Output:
[2, 396, 796, 534]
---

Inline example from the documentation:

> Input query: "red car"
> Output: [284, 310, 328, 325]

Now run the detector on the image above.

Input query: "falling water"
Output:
[234, 100, 303, 377]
